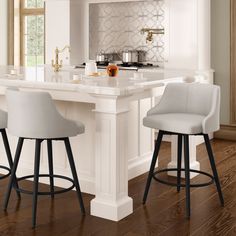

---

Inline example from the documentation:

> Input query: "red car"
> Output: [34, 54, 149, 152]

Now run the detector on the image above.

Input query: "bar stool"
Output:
[3, 89, 85, 228]
[143, 83, 224, 218]
[0, 110, 20, 197]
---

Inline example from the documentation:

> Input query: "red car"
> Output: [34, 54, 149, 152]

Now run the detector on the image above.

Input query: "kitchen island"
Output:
[0, 65, 207, 221]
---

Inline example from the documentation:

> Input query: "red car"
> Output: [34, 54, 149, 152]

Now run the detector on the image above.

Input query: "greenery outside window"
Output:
[20, 0, 45, 66]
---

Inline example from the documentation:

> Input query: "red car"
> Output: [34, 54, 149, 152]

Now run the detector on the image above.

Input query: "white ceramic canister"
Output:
[85, 61, 97, 76]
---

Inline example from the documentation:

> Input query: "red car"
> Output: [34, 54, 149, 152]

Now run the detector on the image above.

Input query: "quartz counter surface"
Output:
[0, 65, 203, 96]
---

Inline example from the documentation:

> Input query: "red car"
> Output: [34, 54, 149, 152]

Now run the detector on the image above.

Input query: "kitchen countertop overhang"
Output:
[0, 65, 204, 97]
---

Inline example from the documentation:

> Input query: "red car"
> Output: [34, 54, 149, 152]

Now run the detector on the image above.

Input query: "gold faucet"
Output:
[140, 28, 165, 43]
[52, 45, 71, 72]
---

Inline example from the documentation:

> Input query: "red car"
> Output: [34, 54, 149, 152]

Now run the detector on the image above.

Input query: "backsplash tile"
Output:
[89, 0, 165, 63]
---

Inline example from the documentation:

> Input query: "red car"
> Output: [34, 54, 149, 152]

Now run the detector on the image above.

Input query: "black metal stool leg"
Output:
[177, 134, 182, 192]
[1, 129, 21, 198]
[203, 134, 224, 206]
[3, 138, 24, 210]
[143, 131, 163, 204]
[184, 135, 191, 218]
[32, 139, 42, 228]
[64, 138, 85, 215]
[47, 140, 54, 199]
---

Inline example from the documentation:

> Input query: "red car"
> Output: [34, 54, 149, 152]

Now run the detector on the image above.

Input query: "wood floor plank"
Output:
[191, 182, 236, 236]
[157, 141, 236, 235]
[226, 224, 236, 236]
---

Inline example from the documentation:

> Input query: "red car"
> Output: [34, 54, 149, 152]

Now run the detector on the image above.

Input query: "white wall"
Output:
[45, 0, 70, 65]
[0, 0, 8, 65]
[45, 0, 84, 65]
[211, 0, 230, 125]
[70, 0, 85, 64]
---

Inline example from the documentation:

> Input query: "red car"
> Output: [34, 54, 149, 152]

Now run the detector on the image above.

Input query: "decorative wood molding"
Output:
[7, 0, 14, 65]
[215, 125, 236, 141]
[231, 0, 236, 124]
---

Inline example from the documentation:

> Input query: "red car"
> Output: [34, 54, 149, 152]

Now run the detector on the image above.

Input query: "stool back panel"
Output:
[146, 83, 220, 133]
[6, 89, 79, 139]
[187, 84, 215, 116]
[151, 84, 188, 114]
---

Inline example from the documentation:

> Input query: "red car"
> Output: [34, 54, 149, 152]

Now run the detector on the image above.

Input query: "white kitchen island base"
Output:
[0, 66, 209, 221]
[91, 197, 133, 221]
[167, 135, 201, 178]
[90, 96, 135, 221]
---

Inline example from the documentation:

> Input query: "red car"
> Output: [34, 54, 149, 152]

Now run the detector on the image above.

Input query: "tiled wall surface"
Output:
[89, 0, 165, 63]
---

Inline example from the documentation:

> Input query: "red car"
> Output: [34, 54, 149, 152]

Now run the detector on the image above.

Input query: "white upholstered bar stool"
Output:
[0, 110, 20, 197]
[143, 83, 224, 218]
[3, 89, 85, 228]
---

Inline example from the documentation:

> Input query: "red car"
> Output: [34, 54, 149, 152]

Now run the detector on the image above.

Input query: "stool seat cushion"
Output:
[143, 113, 205, 134]
[0, 110, 7, 129]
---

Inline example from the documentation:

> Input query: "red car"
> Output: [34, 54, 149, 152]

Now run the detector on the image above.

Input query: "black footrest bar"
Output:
[153, 168, 214, 188]
[15, 174, 75, 195]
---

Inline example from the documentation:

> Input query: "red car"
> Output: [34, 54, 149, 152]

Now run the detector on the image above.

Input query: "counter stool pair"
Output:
[143, 83, 224, 217]
[1, 89, 85, 228]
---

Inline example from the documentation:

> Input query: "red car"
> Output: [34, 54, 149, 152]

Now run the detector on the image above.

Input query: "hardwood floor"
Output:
[0, 139, 235, 235]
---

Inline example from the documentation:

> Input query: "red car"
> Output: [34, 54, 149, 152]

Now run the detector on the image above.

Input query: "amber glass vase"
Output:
[107, 64, 119, 77]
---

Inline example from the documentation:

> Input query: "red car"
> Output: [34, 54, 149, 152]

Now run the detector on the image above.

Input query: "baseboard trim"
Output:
[214, 125, 236, 141]
[128, 152, 154, 180]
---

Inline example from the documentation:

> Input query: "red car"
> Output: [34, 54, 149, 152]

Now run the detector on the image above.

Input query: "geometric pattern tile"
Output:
[89, 0, 165, 63]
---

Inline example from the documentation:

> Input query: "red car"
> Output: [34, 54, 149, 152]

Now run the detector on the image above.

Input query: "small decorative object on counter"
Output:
[85, 61, 97, 76]
[107, 64, 119, 77]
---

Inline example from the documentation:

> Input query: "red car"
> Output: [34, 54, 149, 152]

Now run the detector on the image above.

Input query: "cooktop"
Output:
[75, 62, 159, 71]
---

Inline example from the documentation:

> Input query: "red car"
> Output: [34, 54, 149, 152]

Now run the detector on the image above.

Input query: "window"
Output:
[20, 0, 45, 66]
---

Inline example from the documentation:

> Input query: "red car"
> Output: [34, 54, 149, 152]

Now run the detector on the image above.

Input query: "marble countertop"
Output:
[0, 65, 204, 96]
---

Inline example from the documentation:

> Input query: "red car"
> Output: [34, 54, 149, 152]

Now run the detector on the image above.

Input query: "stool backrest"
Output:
[6, 89, 68, 139]
[148, 83, 220, 117]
